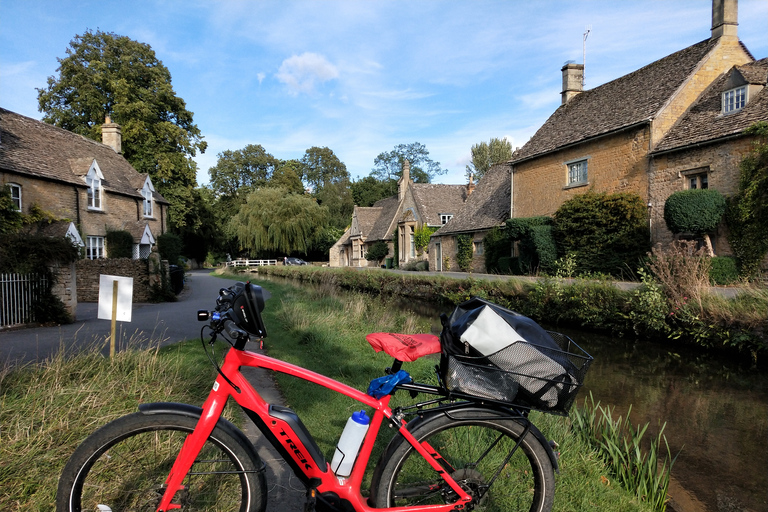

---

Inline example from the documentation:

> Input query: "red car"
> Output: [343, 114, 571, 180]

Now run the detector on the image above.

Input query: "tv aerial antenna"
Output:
[583, 25, 591, 88]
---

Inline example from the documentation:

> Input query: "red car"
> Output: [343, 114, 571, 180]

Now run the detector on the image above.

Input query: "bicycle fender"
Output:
[138, 402, 263, 471]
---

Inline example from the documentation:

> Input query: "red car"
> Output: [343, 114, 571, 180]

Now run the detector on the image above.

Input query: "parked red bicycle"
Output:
[57, 282, 592, 512]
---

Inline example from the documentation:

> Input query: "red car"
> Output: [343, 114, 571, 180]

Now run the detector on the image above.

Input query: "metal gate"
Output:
[0, 273, 48, 328]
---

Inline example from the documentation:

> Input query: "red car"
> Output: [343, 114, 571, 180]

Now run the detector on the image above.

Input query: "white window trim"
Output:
[439, 213, 453, 225]
[85, 160, 105, 211]
[722, 86, 746, 114]
[141, 176, 155, 218]
[86, 236, 105, 259]
[8, 183, 22, 211]
[565, 157, 589, 188]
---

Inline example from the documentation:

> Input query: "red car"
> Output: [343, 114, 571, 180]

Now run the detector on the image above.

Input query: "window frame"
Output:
[439, 213, 453, 225]
[8, 183, 22, 211]
[86, 236, 105, 260]
[722, 86, 746, 114]
[565, 158, 589, 187]
[86, 165, 103, 211]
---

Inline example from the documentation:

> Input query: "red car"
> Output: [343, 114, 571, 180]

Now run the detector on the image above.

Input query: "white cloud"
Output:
[276, 52, 339, 96]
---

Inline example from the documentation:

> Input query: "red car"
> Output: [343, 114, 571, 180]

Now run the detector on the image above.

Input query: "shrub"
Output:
[505, 217, 556, 274]
[365, 240, 389, 264]
[709, 256, 739, 285]
[498, 256, 513, 274]
[664, 189, 725, 256]
[553, 191, 650, 276]
[482, 226, 510, 273]
[106, 230, 134, 258]
[414, 226, 437, 255]
[456, 234, 473, 272]
[157, 232, 184, 265]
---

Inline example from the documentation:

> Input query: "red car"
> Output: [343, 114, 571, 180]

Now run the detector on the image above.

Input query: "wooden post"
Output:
[110, 280, 118, 357]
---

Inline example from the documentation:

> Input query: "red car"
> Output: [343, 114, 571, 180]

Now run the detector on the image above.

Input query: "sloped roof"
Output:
[653, 58, 768, 153]
[0, 107, 167, 204]
[511, 38, 724, 163]
[411, 183, 468, 226]
[433, 163, 511, 235]
[350, 205, 383, 237]
[366, 195, 400, 241]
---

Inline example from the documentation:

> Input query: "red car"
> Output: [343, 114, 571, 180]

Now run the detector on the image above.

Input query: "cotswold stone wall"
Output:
[76, 258, 153, 302]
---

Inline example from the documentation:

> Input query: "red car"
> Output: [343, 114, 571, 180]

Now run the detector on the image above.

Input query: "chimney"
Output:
[101, 115, 122, 153]
[467, 173, 475, 196]
[398, 159, 411, 201]
[561, 63, 584, 104]
[711, 0, 738, 40]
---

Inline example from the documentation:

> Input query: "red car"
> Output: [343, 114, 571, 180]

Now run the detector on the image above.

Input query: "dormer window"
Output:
[141, 177, 155, 218]
[722, 86, 746, 114]
[440, 214, 453, 225]
[85, 161, 104, 210]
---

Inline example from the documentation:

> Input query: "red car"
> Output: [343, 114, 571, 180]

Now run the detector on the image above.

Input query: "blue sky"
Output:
[2, 1, 766, 186]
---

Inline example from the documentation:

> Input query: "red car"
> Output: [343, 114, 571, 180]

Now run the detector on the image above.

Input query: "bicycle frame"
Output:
[155, 344, 474, 512]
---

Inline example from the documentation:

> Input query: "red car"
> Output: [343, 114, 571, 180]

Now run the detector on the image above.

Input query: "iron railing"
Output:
[0, 273, 48, 328]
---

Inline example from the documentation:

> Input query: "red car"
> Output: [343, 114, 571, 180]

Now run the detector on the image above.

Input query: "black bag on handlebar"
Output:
[220, 282, 269, 338]
[440, 297, 591, 413]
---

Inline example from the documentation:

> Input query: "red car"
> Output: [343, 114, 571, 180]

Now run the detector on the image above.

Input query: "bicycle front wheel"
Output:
[372, 408, 555, 512]
[57, 411, 267, 512]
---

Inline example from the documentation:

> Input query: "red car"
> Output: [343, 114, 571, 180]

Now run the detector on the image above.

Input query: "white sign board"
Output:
[97, 275, 134, 322]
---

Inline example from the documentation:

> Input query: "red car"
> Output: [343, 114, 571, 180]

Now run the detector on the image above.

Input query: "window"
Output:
[141, 178, 155, 217]
[722, 86, 746, 114]
[86, 167, 103, 210]
[567, 159, 588, 186]
[8, 183, 21, 211]
[474, 241, 484, 255]
[440, 214, 453, 225]
[409, 226, 415, 258]
[688, 173, 708, 190]
[86, 236, 105, 259]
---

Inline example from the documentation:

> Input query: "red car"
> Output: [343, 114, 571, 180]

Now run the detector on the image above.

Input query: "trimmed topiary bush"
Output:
[664, 189, 725, 256]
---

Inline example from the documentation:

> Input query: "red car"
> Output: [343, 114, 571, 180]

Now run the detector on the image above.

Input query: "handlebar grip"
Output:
[223, 319, 249, 340]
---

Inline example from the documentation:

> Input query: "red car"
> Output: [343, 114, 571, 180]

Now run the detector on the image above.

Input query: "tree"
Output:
[208, 144, 280, 210]
[365, 240, 390, 265]
[271, 160, 306, 194]
[371, 142, 447, 185]
[301, 147, 353, 229]
[351, 176, 395, 206]
[726, 121, 768, 278]
[465, 138, 513, 182]
[663, 189, 726, 257]
[228, 187, 329, 255]
[37, 29, 206, 229]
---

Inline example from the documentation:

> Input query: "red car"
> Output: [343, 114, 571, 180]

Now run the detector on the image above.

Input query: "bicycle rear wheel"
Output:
[371, 408, 555, 512]
[57, 411, 266, 512]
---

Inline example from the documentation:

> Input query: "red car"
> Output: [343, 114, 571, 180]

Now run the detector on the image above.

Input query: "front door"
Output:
[435, 242, 442, 272]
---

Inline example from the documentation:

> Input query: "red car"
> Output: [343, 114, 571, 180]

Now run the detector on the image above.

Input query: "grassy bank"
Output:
[2, 276, 667, 511]
[254, 265, 768, 361]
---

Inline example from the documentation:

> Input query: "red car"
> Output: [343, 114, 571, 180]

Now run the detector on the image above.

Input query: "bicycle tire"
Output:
[56, 411, 267, 512]
[371, 407, 555, 512]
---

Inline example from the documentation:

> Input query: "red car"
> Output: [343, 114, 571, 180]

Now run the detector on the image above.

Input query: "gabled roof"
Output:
[350, 205, 383, 237]
[410, 184, 468, 226]
[652, 58, 768, 154]
[366, 195, 400, 241]
[511, 38, 725, 163]
[433, 163, 511, 235]
[0, 107, 167, 204]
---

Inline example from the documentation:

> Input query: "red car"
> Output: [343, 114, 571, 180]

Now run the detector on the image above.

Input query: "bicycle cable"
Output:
[200, 324, 242, 394]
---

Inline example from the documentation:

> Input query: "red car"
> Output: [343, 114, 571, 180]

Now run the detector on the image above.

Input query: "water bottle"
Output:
[331, 410, 370, 477]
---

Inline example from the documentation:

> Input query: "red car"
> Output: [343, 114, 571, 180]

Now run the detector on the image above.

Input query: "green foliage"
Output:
[365, 240, 390, 263]
[663, 189, 726, 235]
[37, 29, 206, 230]
[0, 186, 23, 235]
[157, 232, 184, 265]
[413, 225, 437, 255]
[726, 121, 768, 279]
[105, 230, 134, 259]
[351, 176, 395, 206]
[553, 191, 650, 276]
[228, 187, 329, 255]
[627, 268, 671, 337]
[571, 394, 676, 512]
[371, 142, 447, 183]
[465, 137, 513, 182]
[505, 217, 557, 274]
[455, 234, 474, 272]
[505, 216, 552, 241]
[312, 226, 346, 257]
[271, 160, 306, 194]
[709, 256, 739, 285]
[208, 144, 280, 209]
[302, 147, 353, 230]
[482, 226, 510, 273]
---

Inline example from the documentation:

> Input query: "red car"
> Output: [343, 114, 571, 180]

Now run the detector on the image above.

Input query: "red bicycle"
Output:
[57, 282, 591, 512]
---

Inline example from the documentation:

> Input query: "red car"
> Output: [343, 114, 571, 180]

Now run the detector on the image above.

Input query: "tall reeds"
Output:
[570, 393, 678, 512]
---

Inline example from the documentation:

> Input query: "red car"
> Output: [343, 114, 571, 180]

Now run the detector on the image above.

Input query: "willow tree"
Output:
[228, 188, 329, 255]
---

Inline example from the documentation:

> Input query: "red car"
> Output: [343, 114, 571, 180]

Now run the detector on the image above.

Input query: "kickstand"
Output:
[303, 487, 317, 512]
